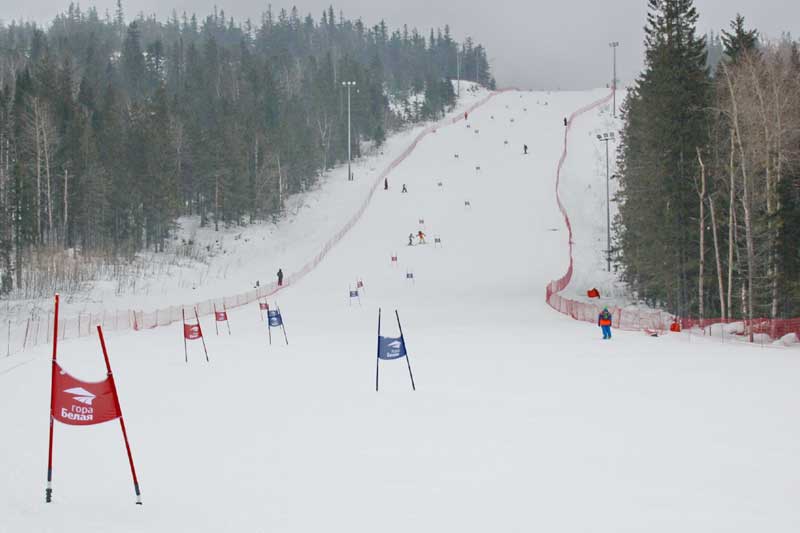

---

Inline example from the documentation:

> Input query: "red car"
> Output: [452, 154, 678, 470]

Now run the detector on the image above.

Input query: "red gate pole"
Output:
[182, 308, 188, 363]
[23, 318, 30, 350]
[97, 325, 142, 505]
[45, 294, 59, 502]
[213, 304, 220, 336]
[195, 308, 209, 362]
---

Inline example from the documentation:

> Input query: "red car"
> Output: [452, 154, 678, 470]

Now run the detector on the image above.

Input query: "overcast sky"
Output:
[3, 1, 798, 89]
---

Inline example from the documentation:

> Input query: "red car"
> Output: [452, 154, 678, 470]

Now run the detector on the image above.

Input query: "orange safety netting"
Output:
[544, 90, 800, 344]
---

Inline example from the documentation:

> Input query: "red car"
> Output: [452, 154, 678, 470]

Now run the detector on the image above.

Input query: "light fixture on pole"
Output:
[597, 132, 616, 272]
[609, 42, 619, 118]
[342, 81, 357, 181]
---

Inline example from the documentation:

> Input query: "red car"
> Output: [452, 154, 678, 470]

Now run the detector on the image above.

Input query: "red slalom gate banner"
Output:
[182, 308, 209, 362]
[46, 294, 142, 505]
[52, 364, 120, 425]
[213, 303, 231, 336]
[258, 300, 269, 321]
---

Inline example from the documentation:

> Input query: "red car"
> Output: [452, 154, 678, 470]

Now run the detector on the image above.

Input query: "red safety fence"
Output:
[544, 90, 669, 331]
[2, 90, 511, 358]
[545, 90, 800, 346]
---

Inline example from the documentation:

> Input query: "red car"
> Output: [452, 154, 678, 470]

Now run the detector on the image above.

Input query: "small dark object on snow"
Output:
[277, 268, 284, 286]
[401, 184, 408, 193]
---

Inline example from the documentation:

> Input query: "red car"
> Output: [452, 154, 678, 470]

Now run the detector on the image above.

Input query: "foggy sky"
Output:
[3, 0, 798, 89]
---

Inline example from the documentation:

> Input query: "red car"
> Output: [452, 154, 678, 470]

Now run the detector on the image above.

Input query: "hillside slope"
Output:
[1, 88, 799, 533]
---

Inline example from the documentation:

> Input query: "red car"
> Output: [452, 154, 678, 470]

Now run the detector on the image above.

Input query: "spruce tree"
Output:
[617, 0, 711, 314]
[721, 14, 758, 63]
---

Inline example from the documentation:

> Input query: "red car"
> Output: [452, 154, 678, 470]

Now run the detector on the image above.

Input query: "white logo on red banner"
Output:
[65, 387, 96, 405]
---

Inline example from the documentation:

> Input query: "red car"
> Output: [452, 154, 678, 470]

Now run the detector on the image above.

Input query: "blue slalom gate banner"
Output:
[378, 336, 407, 360]
[265, 303, 288, 346]
[267, 309, 283, 327]
[349, 287, 361, 306]
[376, 308, 415, 391]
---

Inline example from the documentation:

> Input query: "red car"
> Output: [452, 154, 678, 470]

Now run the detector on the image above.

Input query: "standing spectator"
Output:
[598, 307, 613, 339]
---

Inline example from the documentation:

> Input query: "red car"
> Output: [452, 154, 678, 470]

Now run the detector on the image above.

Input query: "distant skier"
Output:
[384, 178, 389, 190]
[464, 111, 468, 120]
[277, 268, 284, 287]
[417, 230, 426, 244]
[598, 307, 612, 339]
[408, 233, 415, 246]
[563, 117, 568, 127]
[401, 184, 408, 193]
[523, 144, 528, 155]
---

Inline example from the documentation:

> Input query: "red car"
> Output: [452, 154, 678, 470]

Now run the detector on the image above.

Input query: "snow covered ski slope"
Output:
[2, 89, 800, 532]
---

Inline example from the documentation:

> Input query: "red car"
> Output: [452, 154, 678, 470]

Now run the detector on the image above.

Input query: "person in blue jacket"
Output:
[598, 307, 612, 339]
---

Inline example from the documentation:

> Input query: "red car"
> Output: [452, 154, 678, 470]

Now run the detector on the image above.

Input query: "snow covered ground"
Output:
[2, 88, 799, 532]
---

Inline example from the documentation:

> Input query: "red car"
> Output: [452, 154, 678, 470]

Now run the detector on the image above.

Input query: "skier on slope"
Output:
[464, 111, 468, 120]
[408, 233, 415, 246]
[598, 307, 613, 339]
[524, 144, 528, 155]
[277, 268, 284, 287]
[401, 184, 408, 193]
[417, 230, 426, 244]
[384, 178, 389, 190]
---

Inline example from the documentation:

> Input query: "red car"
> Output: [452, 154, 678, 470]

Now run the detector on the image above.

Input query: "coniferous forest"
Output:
[0, 3, 494, 296]
[617, 0, 800, 322]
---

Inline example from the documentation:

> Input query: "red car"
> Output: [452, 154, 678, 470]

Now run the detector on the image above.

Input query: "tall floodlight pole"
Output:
[597, 132, 616, 272]
[609, 42, 619, 118]
[456, 51, 461, 98]
[342, 81, 356, 181]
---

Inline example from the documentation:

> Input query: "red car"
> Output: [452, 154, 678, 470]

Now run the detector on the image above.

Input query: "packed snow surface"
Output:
[2, 88, 799, 532]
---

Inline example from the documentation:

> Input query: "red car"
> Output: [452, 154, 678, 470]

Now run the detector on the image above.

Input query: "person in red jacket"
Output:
[598, 308, 612, 339]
